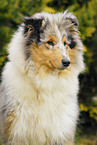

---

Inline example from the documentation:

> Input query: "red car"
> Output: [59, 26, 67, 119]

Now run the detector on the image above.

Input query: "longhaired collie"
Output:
[0, 11, 84, 145]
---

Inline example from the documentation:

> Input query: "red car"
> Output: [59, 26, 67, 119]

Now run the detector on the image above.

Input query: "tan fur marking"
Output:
[62, 35, 67, 44]
[2, 110, 16, 141]
[67, 48, 78, 64]
[70, 26, 79, 34]
[30, 41, 78, 77]
[48, 35, 57, 43]
[30, 43, 63, 73]
[42, 20, 45, 28]
[42, 35, 57, 45]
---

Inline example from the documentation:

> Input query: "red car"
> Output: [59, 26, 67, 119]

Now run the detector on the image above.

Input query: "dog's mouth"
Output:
[50, 61, 70, 71]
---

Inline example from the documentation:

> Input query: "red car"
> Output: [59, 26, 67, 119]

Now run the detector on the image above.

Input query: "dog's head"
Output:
[9, 11, 84, 76]
[23, 11, 84, 75]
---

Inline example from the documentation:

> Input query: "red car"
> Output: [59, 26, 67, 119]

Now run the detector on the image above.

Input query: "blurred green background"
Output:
[0, 0, 97, 144]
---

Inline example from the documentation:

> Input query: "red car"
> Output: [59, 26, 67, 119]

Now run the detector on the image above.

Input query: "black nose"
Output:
[61, 59, 70, 67]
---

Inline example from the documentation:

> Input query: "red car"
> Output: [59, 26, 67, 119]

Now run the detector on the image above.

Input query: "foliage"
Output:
[0, 0, 97, 125]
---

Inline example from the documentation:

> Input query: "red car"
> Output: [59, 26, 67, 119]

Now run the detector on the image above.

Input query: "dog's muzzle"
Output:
[61, 58, 70, 68]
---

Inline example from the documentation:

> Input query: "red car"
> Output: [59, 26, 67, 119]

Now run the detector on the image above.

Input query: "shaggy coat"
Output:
[0, 11, 84, 145]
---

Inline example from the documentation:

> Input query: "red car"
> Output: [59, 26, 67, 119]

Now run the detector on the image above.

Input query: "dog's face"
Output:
[23, 12, 83, 74]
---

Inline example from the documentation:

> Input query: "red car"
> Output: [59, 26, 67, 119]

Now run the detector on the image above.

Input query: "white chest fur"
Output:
[3, 63, 79, 145]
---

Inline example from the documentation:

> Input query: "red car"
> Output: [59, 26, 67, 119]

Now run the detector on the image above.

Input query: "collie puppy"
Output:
[0, 11, 84, 145]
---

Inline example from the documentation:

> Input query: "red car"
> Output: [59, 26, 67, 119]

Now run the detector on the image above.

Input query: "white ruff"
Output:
[2, 61, 79, 145]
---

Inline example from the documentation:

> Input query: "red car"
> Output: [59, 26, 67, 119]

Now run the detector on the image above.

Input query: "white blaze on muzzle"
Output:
[56, 42, 70, 61]
[54, 24, 70, 64]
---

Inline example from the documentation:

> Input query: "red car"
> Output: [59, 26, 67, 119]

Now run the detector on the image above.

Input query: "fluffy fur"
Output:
[0, 11, 84, 145]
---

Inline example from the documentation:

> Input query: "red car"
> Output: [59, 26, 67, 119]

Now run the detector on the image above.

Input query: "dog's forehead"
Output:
[33, 12, 68, 32]
[38, 13, 68, 40]
[33, 11, 77, 42]
[33, 11, 66, 23]
[42, 24, 67, 41]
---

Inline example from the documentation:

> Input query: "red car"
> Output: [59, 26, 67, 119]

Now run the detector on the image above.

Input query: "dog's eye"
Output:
[47, 41, 54, 46]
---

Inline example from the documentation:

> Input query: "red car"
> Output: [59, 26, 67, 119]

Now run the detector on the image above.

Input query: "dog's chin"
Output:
[58, 66, 69, 70]
[54, 64, 70, 72]
[33, 62, 70, 75]
[49, 62, 69, 72]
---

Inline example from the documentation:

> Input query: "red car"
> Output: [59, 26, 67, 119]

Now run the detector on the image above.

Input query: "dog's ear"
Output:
[66, 17, 79, 27]
[63, 11, 79, 27]
[65, 14, 79, 27]
[23, 17, 45, 34]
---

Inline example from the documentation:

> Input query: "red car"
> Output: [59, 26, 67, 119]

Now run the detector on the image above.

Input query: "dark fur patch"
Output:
[68, 35, 77, 49]
[24, 18, 44, 44]
[24, 18, 42, 33]
[23, 17, 44, 58]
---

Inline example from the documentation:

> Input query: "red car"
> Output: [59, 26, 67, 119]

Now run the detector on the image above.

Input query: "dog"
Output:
[0, 11, 84, 145]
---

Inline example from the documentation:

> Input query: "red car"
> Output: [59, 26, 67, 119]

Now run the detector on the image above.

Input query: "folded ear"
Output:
[23, 17, 45, 34]
[65, 14, 79, 27]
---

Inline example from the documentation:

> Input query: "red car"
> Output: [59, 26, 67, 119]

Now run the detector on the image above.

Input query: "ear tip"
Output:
[66, 16, 79, 27]
[23, 17, 28, 24]
[23, 16, 33, 24]
[23, 16, 32, 20]
[72, 18, 79, 26]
